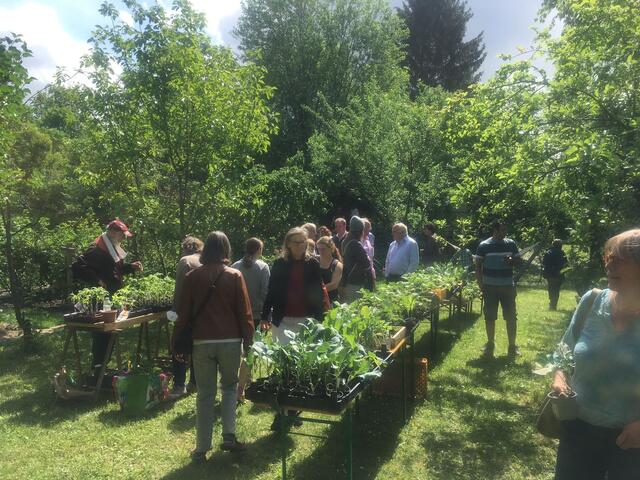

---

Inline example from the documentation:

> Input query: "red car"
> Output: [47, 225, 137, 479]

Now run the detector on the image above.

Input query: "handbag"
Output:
[536, 288, 601, 438]
[173, 268, 225, 355]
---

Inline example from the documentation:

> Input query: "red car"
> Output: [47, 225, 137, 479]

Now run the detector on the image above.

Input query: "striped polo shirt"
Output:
[476, 237, 520, 287]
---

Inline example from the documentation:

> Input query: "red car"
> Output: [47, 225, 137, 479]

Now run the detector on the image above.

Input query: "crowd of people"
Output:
[71, 217, 640, 476]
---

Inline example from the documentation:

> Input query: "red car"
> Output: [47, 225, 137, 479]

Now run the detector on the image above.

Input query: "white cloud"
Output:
[0, 2, 91, 93]
[188, 0, 242, 45]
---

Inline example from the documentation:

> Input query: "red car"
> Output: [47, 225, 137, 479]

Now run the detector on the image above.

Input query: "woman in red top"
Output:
[261, 227, 328, 430]
[261, 227, 327, 343]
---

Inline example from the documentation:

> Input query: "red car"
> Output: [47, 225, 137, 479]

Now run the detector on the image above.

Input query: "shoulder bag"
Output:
[173, 268, 225, 355]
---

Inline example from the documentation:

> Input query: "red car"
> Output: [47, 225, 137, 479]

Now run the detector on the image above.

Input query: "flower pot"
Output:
[548, 391, 578, 420]
[94, 310, 118, 324]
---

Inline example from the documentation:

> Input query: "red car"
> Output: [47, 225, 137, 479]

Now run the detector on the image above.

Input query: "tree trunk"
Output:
[1, 202, 32, 340]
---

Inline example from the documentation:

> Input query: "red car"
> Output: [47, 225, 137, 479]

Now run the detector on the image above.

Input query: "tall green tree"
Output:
[537, 0, 640, 269]
[398, 0, 486, 92]
[235, 0, 407, 166]
[80, 0, 277, 269]
[0, 34, 35, 339]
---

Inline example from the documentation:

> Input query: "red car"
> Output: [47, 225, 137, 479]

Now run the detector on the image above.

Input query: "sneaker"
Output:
[481, 342, 495, 359]
[190, 450, 207, 464]
[169, 385, 187, 399]
[221, 437, 247, 452]
[508, 345, 521, 357]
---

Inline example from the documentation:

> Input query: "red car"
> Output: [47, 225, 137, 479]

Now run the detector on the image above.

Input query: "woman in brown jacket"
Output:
[174, 231, 255, 461]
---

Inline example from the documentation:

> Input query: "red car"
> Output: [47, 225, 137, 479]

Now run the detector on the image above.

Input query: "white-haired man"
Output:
[384, 223, 419, 282]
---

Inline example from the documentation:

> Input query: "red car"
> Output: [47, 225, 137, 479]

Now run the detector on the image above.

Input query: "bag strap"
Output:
[188, 267, 225, 326]
[571, 288, 602, 343]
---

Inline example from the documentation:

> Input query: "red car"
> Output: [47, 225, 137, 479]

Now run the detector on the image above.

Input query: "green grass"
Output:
[0, 287, 573, 479]
[0, 306, 63, 329]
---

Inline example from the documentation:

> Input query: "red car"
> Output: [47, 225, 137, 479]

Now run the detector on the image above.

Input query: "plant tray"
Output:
[63, 312, 101, 324]
[246, 378, 365, 414]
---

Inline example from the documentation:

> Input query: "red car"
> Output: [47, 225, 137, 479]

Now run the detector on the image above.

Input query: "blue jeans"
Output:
[555, 419, 640, 480]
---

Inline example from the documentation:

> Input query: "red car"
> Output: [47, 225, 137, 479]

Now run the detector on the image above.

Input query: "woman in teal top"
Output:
[552, 229, 640, 479]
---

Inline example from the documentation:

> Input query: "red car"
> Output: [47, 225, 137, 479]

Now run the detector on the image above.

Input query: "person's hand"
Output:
[616, 420, 640, 450]
[174, 353, 187, 364]
[504, 255, 514, 266]
[131, 261, 143, 272]
[259, 320, 271, 331]
[552, 370, 571, 396]
[98, 279, 107, 289]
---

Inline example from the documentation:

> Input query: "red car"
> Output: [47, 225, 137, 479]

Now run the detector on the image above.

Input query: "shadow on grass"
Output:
[0, 325, 174, 428]
[420, 387, 546, 479]
[160, 432, 293, 480]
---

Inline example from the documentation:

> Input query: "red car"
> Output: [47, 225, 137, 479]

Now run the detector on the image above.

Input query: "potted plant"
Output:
[68, 287, 110, 323]
[547, 341, 578, 420]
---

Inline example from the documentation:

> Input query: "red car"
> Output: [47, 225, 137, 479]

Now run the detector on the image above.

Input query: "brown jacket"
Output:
[174, 263, 254, 348]
[172, 253, 202, 311]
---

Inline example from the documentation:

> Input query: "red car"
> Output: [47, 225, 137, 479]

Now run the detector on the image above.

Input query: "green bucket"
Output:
[122, 374, 149, 416]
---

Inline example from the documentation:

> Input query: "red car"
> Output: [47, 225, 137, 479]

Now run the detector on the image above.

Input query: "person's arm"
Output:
[474, 244, 485, 288]
[235, 273, 255, 352]
[261, 261, 278, 324]
[408, 240, 419, 273]
[325, 262, 343, 292]
[172, 258, 190, 310]
[552, 290, 596, 394]
[173, 273, 194, 351]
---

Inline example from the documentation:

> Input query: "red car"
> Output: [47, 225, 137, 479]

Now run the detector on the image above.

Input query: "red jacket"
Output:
[174, 263, 254, 349]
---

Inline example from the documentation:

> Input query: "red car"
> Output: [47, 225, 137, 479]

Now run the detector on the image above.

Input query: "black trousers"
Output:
[555, 419, 640, 480]
[546, 275, 564, 309]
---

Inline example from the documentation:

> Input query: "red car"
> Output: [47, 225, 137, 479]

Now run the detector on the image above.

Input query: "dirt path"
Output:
[0, 322, 64, 345]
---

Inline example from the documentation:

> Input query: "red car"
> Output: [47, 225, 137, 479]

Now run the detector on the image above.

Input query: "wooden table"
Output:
[60, 311, 171, 400]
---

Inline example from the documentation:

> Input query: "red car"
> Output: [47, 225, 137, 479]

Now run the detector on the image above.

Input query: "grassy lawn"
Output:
[0, 306, 63, 330]
[0, 286, 573, 479]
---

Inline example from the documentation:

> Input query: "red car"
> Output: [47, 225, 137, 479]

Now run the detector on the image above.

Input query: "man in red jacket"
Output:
[72, 219, 142, 371]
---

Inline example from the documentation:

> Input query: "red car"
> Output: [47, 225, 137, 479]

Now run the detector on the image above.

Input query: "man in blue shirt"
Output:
[385, 223, 419, 282]
[475, 220, 521, 358]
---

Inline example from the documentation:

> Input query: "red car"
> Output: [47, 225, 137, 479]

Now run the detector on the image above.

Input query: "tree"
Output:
[0, 34, 36, 340]
[398, 0, 486, 92]
[79, 0, 277, 270]
[308, 81, 452, 233]
[235, 0, 407, 166]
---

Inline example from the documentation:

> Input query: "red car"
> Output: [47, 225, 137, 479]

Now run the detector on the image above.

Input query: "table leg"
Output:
[281, 409, 287, 480]
[115, 335, 122, 370]
[345, 407, 353, 480]
[154, 319, 162, 358]
[72, 330, 83, 380]
[136, 323, 144, 364]
[60, 328, 72, 367]
[165, 320, 172, 355]
[144, 322, 151, 361]
[402, 346, 407, 423]
[410, 328, 415, 399]
[94, 333, 116, 401]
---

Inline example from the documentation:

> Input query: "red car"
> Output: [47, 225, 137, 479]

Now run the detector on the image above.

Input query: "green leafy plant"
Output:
[70, 287, 109, 315]
[249, 320, 382, 399]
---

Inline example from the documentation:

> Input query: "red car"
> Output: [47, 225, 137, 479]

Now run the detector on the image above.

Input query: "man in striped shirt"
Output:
[475, 220, 521, 359]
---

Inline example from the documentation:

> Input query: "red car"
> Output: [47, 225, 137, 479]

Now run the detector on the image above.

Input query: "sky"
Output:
[0, 0, 548, 94]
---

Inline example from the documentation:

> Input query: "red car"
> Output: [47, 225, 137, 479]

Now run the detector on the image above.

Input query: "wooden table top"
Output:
[64, 311, 168, 332]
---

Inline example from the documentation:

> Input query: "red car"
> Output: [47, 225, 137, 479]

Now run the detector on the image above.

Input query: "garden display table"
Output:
[59, 311, 171, 400]
[246, 318, 422, 480]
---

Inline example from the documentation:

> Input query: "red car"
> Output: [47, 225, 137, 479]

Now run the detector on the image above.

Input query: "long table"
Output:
[60, 311, 171, 400]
